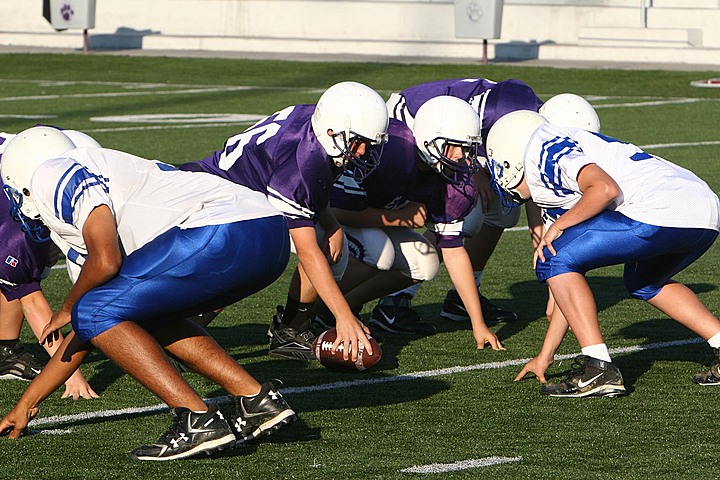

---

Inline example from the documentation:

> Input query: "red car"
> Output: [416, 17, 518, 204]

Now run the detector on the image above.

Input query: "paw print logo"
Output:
[466, 0, 482, 21]
[60, 3, 74, 21]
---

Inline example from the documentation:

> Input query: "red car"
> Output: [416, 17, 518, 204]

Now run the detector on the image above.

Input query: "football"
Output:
[312, 328, 382, 372]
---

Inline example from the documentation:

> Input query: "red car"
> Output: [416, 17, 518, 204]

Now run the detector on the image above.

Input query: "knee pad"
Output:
[344, 226, 396, 271]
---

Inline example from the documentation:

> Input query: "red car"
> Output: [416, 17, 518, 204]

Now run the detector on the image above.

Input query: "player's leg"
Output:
[76, 217, 291, 459]
[441, 197, 519, 324]
[156, 319, 295, 444]
[534, 212, 647, 397]
[0, 296, 44, 381]
[623, 226, 720, 385]
[269, 223, 350, 359]
[87, 320, 235, 461]
[362, 227, 439, 335]
[315, 227, 407, 328]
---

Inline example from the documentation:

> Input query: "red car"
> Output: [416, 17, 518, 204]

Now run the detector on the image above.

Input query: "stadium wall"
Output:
[1, 0, 719, 66]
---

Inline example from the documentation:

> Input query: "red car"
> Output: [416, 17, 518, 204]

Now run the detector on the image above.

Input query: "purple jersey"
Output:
[180, 105, 334, 229]
[0, 191, 49, 301]
[388, 78, 544, 158]
[331, 120, 476, 248]
[0, 131, 49, 300]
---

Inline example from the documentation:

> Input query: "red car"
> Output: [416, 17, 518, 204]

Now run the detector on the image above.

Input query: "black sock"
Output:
[283, 298, 314, 331]
[0, 338, 20, 348]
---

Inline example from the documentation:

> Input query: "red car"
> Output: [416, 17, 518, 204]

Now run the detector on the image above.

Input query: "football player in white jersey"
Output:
[486, 111, 720, 397]
[0, 127, 297, 460]
[0, 129, 98, 399]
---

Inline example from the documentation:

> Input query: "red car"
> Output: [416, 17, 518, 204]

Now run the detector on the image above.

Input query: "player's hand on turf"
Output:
[334, 314, 373, 361]
[473, 326, 505, 351]
[533, 224, 563, 267]
[62, 375, 100, 400]
[40, 308, 72, 347]
[0, 404, 39, 439]
[514, 355, 553, 383]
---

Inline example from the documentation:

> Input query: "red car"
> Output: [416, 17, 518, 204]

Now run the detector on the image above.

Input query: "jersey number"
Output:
[218, 106, 294, 171]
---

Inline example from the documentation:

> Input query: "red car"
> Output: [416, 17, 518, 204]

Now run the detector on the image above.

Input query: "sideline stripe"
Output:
[27, 337, 703, 429]
[639, 140, 720, 149]
[400, 456, 523, 473]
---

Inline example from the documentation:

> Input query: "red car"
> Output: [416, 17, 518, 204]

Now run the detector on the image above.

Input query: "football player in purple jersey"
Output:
[322, 96, 503, 350]
[180, 82, 388, 361]
[0, 130, 98, 399]
[383, 78, 545, 327]
[384, 79, 602, 330]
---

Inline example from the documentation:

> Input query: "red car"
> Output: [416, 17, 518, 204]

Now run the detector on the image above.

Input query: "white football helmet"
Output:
[311, 81, 389, 181]
[63, 129, 102, 148]
[1, 126, 76, 240]
[486, 110, 546, 206]
[539, 93, 600, 133]
[412, 96, 482, 185]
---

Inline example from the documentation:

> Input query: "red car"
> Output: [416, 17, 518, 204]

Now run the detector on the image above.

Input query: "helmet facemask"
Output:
[311, 81, 390, 182]
[420, 134, 482, 186]
[487, 157, 527, 213]
[485, 109, 547, 213]
[2, 184, 50, 242]
[0, 125, 77, 242]
[329, 129, 387, 182]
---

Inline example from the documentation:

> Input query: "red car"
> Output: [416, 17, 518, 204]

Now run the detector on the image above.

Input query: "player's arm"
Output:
[19, 291, 99, 400]
[290, 226, 373, 359]
[41, 205, 122, 347]
[524, 200, 544, 250]
[317, 208, 344, 264]
[0, 331, 93, 438]
[441, 245, 504, 351]
[535, 164, 619, 263]
[514, 304, 570, 383]
[331, 202, 427, 229]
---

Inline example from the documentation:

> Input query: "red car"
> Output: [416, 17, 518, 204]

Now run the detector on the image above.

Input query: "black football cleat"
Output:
[540, 355, 626, 398]
[692, 347, 720, 385]
[129, 406, 235, 461]
[368, 294, 436, 335]
[230, 380, 297, 444]
[440, 289, 517, 324]
[0, 341, 44, 381]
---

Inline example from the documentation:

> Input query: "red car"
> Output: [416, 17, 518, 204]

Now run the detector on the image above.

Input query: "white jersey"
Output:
[30, 147, 281, 281]
[525, 124, 720, 232]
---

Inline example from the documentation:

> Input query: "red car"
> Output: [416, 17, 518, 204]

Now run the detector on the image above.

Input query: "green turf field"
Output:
[1, 53, 719, 479]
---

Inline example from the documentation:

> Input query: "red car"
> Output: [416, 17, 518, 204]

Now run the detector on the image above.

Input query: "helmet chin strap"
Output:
[2, 185, 51, 243]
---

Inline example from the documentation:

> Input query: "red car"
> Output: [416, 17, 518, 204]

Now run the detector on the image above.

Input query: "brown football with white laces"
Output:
[312, 328, 382, 372]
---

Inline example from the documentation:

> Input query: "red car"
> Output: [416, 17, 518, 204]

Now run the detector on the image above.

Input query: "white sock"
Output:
[581, 344, 611, 362]
[708, 331, 720, 348]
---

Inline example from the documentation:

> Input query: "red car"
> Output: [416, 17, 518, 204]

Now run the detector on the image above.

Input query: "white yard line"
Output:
[400, 456, 523, 473]
[27, 337, 703, 429]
